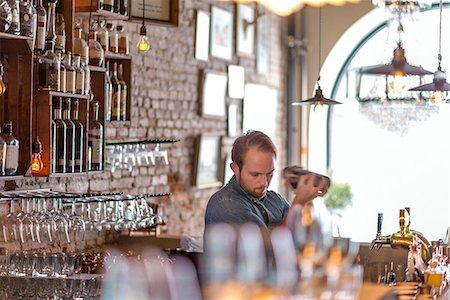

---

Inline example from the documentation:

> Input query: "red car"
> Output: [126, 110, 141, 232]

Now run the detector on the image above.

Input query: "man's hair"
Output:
[231, 130, 277, 168]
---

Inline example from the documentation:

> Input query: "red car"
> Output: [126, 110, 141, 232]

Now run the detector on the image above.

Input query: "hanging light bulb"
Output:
[430, 90, 445, 105]
[31, 137, 44, 175]
[0, 62, 6, 96]
[137, 0, 150, 52]
[137, 23, 150, 52]
[389, 71, 407, 93]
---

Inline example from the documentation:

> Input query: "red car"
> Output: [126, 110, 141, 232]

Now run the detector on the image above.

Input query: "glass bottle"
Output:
[0, 130, 6, 175]
[88, 100, 103, 171]
[88, 29, 104, 66]
[110, 61, 121, 121]
[97, 0, 104, 10]
[56, 49, 66, 93]
[120, 0, 127, 16]
[72, 99, 84, 172]
[96, 18, 108, 52]
[38, 39, 60, 91]
[117, 24, 128, 55]
[55, 6, 65, 55]
[105, 60, 112, 121]
[117, 63, 127, 121]
[45, 1, 56, 46]
[2, 121, 19, 176]
[62, 98, 75, 173]
[33, 0, 46, 54]
[103, 0, 113, 12]
[73, 22, 89, 66]
[6, 0, 19, 35]
[73, 54, 84, 95]
[52, 97, 66, 173]
[106, 22, 117, 53]
[0, 1, 12, 33]
[113, 0, 120, 14]
[83, 61, 91, 96]
[19, 0, 36, 37]
[65, 52, 76, 94]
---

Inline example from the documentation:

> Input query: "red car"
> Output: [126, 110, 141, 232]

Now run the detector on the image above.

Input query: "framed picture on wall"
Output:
[228, 65, 245, 99]
[200, 71, 228, 118]
[235, 3, 255, 57]
[227, 101, 239, 137]
[210, 6, 234, 60]
[195, 10, 210, 61]
[193, 135, 223, 188]
[129, 0, 179, 26]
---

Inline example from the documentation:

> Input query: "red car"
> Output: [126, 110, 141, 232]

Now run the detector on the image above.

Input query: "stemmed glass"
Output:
[153, 143, 169, 165]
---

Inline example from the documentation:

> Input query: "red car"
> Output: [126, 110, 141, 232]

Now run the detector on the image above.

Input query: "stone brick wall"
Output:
[0, 0, 288, 249]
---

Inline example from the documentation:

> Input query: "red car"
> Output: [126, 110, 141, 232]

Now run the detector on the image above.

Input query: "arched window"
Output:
[309, 6, 450, 242]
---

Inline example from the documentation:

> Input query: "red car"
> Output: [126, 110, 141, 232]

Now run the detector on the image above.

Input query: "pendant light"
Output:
[359, 22, 433, 93]
[219, 0, 361, 17]
[137, 0, 150, 52]
[409, 0, 450, 105]
[292, 7, 341, 110]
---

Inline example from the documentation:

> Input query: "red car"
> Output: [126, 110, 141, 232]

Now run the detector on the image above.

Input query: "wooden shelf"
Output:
[0, 32, 33, 41]
[75, 10, 129, 21]
[89, 65, 106, 73]
[37, 90, 90, 100]
[49, 172, 88, 178]
[106, 139, 181, 146]
[105, 52, 132, 60]
[0, 175, 25, 181]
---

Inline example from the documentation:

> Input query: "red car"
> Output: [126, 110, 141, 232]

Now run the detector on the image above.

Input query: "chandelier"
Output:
[219, 0, 361, 16]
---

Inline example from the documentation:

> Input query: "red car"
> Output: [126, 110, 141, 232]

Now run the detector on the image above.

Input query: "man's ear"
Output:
[230, 162, 240, 175]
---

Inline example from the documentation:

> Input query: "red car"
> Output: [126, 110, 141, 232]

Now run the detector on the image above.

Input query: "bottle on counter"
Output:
[3, 121, 19, 176]
[73, 22, 89, 66]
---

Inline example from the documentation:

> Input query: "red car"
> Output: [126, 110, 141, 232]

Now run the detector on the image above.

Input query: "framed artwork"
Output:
[129, 0, 179, 27]
[195, 10, 210, 61]
[227, 102, 239, 137]
[235, 3, 255, 57]
[193, 135, 223, 188]
[256, 9, 269, 74]
[210, 6, 234, 60]
[200, 71, 228, 118]
[228, 65, 245, 99]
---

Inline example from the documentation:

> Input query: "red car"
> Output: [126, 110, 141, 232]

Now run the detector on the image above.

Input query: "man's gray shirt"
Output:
[205, 176, 290, 230]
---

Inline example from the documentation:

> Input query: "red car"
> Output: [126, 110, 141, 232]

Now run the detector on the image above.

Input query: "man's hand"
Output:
[286, 173, 329, 206]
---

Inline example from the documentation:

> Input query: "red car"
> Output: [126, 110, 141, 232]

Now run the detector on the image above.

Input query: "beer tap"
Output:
[371, 208, 432, 263]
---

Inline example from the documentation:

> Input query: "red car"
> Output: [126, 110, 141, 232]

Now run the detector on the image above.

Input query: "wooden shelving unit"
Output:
[34, 90, 91, 177]
[0, 33, 33, 177]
